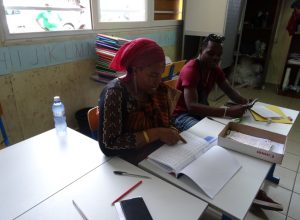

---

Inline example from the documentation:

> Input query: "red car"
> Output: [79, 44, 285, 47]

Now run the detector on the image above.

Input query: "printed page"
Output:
[180, 145, 241, 198]
[147, 130, 209, 174]
[188, 117, 223, 142]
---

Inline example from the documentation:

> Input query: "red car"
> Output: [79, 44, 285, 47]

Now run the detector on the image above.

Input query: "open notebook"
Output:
[147, 130, 241, 198]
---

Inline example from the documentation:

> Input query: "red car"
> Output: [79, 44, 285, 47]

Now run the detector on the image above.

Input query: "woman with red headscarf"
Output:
[98, 38, 183, 164]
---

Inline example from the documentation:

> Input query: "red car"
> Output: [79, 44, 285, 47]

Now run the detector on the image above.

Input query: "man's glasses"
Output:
[207, 34, 225, 43]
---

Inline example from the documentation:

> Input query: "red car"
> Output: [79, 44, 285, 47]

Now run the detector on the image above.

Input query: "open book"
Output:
[147, 131, 241, 198]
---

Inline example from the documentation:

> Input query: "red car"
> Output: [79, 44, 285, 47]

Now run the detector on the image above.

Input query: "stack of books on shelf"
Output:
[91, 34, 130, 84]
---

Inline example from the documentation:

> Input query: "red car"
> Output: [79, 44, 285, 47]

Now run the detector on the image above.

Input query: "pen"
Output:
[111, 180, 143, 205]
[113, 171, 151, 179]
[179, 134, 187, 144]
[72, 200, 89, 220]
[170, 126, 187, 143]
[207, 117, 227, 125]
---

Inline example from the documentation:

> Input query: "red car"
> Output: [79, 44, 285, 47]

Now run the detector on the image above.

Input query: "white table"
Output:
[17, 157, 208, 220]
[0, 128, 108, 220]
[139, 118, 272, 220]
[212, 101, 299, 136]
[211, 102, 299, 184]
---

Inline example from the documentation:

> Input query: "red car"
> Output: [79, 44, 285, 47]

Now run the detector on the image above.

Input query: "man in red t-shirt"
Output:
[172, 34, 284, 212]
[173, 34, 251, 131]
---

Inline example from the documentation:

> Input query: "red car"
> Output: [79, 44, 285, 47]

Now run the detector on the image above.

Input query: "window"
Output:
[0, 0, 182, 40]
[99, 0, 146, 22]
[2, 0, 92, 34]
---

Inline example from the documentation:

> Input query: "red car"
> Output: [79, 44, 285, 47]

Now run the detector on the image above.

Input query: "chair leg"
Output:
[266, 163, 280, 184]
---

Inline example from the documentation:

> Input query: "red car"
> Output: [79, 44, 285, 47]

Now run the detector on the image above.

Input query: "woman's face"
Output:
[134, 61, 165, 94]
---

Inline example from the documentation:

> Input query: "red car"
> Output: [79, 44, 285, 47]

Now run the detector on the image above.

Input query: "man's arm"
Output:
[184, 86, 227, 117]
[184, 85, 248, 118]
[219, 80, 248, 104]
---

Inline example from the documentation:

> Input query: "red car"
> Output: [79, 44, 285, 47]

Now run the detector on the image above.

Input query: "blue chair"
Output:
[0, 103, 9, 146]
[162, 60, 187, 81]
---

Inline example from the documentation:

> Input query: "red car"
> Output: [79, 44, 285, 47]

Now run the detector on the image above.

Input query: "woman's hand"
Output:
[226, 105, 248, 118]
[148, 127, 185, 145]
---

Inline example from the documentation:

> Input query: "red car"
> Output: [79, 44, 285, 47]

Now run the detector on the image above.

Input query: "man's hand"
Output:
[226, 105, 248, 118]
[245, 98, 258, 109]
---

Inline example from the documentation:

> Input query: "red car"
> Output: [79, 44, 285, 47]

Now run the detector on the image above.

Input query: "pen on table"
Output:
[113, 170, 151, 179]
[111, 180, 143, 206]
[207, 117, 227, 125]
[72, 200, 89, 220]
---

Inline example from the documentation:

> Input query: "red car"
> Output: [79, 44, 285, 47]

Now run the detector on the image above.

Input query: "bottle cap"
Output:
[54, 96, 60, 102]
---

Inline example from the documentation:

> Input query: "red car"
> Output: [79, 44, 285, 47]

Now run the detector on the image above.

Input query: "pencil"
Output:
[111, 180, 143, 205]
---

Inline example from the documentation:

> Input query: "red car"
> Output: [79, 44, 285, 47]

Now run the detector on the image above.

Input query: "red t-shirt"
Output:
[173, 59, 226, 116]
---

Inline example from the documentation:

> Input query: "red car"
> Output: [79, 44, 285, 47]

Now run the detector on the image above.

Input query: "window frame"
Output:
[0, 0, 182, 42]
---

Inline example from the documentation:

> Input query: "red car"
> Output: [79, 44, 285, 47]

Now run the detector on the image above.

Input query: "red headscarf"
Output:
[109, 38, 165, 72]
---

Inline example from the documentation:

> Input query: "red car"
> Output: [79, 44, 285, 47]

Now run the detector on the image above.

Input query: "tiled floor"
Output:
[200, 85, 300, 220]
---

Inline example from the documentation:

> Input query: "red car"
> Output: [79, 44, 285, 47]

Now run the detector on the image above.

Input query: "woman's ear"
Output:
[132, 66, 144, 75]
[132, 66, 141, 74]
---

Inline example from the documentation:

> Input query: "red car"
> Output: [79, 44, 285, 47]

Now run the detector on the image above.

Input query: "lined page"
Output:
[148, 131, 208, 174]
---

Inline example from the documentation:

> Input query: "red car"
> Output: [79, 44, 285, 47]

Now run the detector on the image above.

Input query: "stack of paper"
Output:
[250, 105, 293, 124]
[226, 131, 272, 151]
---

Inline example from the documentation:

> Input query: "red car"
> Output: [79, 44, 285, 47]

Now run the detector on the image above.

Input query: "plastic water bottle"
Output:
[52, 96, 67, 135]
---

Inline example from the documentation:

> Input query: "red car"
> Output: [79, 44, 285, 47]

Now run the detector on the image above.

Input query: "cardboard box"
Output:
[218, 122, 286, 164]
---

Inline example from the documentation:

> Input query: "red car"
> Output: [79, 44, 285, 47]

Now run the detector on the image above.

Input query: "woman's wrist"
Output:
[143, 130, 150, 143]
[146, 128, 162, 143]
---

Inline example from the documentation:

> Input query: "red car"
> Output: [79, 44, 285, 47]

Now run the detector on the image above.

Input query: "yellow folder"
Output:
[250, 105, 293, 124]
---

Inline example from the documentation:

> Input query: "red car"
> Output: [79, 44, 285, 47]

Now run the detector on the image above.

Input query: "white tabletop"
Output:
[139, 118, 272, 220]
[0, 128, 108, 220]
[212, 102, 299, 136]
[17, 157, 208, 220]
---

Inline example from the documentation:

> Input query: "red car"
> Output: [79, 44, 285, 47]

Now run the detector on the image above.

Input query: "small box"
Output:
[218, 122, 286, 164]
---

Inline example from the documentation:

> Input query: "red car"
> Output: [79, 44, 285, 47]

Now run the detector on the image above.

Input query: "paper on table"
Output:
[250, 105, 293, 124]
[251, 106, 281, 118]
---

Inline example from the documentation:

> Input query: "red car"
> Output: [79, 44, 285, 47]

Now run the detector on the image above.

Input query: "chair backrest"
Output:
[87, 106, 99, 140]
[161, 63, 173, 80]
[164, 78, 178, 89]
[172, 60, 186, 76]
[0, 103, 9, 147]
